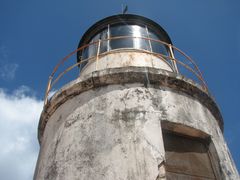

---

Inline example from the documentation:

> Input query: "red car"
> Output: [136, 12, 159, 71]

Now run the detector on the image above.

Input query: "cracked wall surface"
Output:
[34, 82, 239, 180]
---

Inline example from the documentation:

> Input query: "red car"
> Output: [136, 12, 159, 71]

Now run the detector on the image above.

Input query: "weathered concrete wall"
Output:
[81, 50, 173, 76]
[34, 82, 239, 179]
[35, 84, 165, 180]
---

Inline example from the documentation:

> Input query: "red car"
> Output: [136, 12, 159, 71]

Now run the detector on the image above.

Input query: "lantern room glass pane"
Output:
[110, 25, 133, 49]
[100, 29, 108, 53]
[149, 30, 168, 55]
[109, 24, 150, 51]
[82, 44, 97, 60]
[131, 25, 150, 51]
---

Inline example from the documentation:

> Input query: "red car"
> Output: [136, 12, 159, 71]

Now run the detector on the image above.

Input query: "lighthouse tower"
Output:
[34, 14, 239, 180]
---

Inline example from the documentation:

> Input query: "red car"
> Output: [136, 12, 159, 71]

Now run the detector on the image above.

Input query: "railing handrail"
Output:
[44, 36, 208, 105]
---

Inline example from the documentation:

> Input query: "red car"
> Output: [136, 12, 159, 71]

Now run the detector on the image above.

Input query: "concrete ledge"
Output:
[38, 67, 223, 143]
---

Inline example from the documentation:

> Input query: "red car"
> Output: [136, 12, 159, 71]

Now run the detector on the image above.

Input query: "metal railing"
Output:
[44, 36, 208, 105]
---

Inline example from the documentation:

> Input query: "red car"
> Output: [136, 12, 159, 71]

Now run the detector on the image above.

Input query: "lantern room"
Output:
[77, 14, 177, 74]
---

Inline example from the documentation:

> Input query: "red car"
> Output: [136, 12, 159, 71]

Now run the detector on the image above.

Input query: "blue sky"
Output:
[0, 0, 239, 179]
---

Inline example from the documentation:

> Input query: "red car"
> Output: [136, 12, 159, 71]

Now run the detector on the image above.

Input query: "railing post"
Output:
[44, 76, 52, 106]
[169, 44, 179, 73]
[96, 39, 101, 71]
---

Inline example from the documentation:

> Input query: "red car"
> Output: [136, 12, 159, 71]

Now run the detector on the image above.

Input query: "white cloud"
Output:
[0, 87, 43, 180]
[0, 63, 18, 80]
[0, 44, 18, 81]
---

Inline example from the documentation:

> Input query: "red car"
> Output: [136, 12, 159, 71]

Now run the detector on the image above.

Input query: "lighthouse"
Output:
[34, 14, 239, 179]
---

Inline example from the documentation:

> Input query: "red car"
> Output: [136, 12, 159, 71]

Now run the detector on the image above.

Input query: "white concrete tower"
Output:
[34, 14, 239, 180]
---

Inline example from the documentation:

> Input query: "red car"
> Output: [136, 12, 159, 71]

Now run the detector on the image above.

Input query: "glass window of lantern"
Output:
[80, 24, 170, 60]
[99, 28, 108, 53]
[131, 25, 150, 51]
[149, 30, 168, 55]
[109, 24, 150, 51]
[110, 25, 133, 49]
